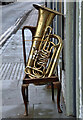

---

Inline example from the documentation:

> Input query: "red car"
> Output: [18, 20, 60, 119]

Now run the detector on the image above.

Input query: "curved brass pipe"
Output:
[24, 4, 63, 79]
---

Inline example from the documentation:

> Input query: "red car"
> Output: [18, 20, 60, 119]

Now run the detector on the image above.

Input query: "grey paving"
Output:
[1, 9, 73, 119]
[1, 2, 39, 36]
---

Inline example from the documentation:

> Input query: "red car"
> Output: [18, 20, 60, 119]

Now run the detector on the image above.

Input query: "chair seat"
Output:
[23, 76, 59, 85]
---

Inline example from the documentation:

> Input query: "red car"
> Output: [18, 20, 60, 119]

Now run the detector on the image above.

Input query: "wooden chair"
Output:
[21, 26, 62, 116]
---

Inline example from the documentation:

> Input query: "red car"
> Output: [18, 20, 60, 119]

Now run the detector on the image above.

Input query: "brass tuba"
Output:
[24, 4, 63, 79]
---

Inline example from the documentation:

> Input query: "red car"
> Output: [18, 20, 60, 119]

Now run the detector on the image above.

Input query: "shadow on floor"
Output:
[2, 83, 74, 119]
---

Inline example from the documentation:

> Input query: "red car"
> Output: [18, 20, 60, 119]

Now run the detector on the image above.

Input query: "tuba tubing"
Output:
[25, 4, 63, 78]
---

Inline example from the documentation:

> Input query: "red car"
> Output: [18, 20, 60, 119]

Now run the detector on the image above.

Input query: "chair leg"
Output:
[21, 84, 28, 116]
[26, 86, 29, 102]
[51, 83, 54, 101]
[57, 82, 62, 113]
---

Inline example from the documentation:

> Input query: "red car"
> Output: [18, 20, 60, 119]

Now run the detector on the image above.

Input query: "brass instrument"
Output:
[25, 4, 63, 79]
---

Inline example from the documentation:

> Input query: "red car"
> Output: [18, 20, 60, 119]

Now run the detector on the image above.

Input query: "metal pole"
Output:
[81, 0, 83, 107]
[62, 2, 65, 70]
[81, 2, 83, 118]
[45, 0, 47, 7]
[73, 2, 76, 116]
[65, 2, 75, 116]
[76, 2, 80, 118]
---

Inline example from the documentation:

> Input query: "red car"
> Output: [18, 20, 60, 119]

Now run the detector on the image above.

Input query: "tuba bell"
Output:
[24, 4, 63, 79]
